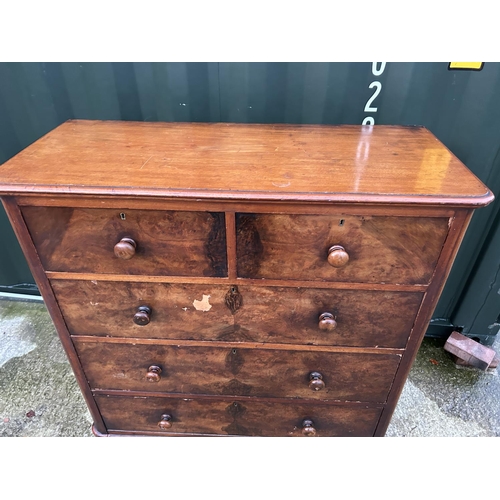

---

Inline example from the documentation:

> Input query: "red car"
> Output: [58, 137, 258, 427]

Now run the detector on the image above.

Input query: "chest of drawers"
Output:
[0, 121, 493, 436]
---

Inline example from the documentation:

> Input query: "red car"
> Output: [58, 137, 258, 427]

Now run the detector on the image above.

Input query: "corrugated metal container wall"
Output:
[0, 62, 499, 342]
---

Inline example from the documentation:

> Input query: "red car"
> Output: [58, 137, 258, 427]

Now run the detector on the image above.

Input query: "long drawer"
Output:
[75, 340, 401, 403]
[94, 394, 383, 436]
[55, 280, 423, 348]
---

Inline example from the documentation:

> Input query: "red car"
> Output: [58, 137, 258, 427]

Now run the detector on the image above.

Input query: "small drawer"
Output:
[95, 394, 383, 436]
[56, 280, 422, 348]
[236, 213, 449, 284]
[75, 340, 401, 403]
[21, 206, 227, 277]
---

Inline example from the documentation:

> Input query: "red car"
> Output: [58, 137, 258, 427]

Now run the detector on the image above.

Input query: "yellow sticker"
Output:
[449, 62, 484, 70]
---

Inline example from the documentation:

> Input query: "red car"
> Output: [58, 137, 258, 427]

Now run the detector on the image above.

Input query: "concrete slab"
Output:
[386, 336, 500, 437]
[0, 300, 92, 437]
[0, 298, 498, 437]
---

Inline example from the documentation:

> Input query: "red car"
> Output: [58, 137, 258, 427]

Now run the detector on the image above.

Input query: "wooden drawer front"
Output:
[21, 206, 227, 277]
[56, 280, 422, 348]
[235, 286, 422, 348]
[236, 214, 449, 284]
[95, 394, 383, 436]
[75, 341, 401, 403]
[53, 280, 234, 340]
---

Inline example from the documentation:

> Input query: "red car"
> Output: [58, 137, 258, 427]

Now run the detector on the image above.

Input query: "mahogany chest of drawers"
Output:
[0, 121, 493, 436]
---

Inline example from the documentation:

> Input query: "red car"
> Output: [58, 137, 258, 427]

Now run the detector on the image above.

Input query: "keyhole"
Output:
[339, 219, 345, 226]
[120, 213, 126, 220]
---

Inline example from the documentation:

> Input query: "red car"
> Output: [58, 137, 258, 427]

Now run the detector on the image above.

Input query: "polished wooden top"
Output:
[0, 120, 493, 206]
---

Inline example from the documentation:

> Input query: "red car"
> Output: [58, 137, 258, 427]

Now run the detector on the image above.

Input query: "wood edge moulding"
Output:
[0, 185, 494, 208]
[46, 272, 429, 292]
[92, 390, 386, 408]
[13, 194, 465, 217]
[70, 335, 405, 355]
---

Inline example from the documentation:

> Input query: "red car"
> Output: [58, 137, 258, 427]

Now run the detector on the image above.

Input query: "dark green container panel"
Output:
[451, 204, 500, 343]
[0, 62, 498, 341]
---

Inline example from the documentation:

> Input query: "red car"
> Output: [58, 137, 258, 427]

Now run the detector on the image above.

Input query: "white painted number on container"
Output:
[364, 82, 382, 112]
[362, 62, 386, 125]
[371, 62, 386, 76]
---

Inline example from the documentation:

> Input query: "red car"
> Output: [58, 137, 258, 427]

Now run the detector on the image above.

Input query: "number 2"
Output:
[364, 81, 382, 113]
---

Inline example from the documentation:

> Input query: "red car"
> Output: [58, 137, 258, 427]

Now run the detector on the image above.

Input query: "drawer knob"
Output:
[318, 312, 337, 331]
[114, 237, 137, 260]
[327, 245, 349, 268]
[302, 419, 317, 436]
[146, 365, 162, 382]
[134, 306, 152, 326]
[158, 414, 172, 430]
[309, 372, 325, 391]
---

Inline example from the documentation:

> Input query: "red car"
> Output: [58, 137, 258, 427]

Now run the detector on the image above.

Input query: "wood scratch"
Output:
[140, 155, 153, 170]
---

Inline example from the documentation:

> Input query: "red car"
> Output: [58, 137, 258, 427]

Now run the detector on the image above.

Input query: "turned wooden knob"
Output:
[134, 306, 152, 326]
[114, 237, 137, 260]
[318, 312, 337, 331]
[309, 372, 325, 391]
[327, 245, 349, 268]
[302, 419, 317, 436]
[158, 414, 172, 430]
[146, 365, 162, 382]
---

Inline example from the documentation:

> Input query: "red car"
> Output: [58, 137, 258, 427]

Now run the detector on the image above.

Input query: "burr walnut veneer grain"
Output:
[236, 214, 449, 284]
[0, 121, 493, 436]
[21, 207, 227, 277]
[94, 394, 383, 437]
[52, 280, 423, 348]
[73, 339, 401, 402]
